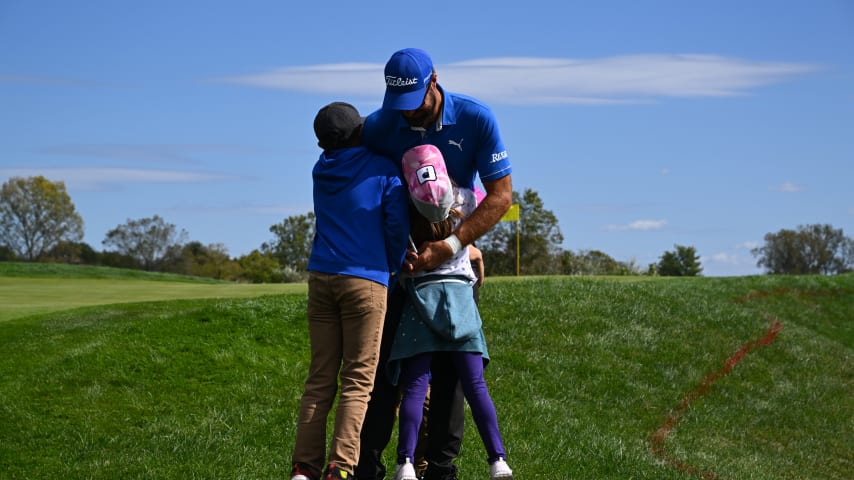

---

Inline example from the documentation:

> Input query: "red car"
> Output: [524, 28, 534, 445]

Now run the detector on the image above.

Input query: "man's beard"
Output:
[405, 109, 433, 128]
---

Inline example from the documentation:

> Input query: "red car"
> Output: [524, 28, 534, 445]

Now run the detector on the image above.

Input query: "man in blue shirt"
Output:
[357, 48, 513, 480]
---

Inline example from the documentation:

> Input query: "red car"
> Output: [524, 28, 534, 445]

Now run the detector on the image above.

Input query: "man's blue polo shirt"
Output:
[362, 86, 512, 190]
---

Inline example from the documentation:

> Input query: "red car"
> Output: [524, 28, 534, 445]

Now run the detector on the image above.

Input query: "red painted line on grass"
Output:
[649, 318, 783, 479]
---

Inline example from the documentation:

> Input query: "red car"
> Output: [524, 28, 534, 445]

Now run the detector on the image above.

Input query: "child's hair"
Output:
[409, 203, 462, 246]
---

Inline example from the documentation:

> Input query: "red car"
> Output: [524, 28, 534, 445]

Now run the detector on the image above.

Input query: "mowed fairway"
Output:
[0, 277, 305, 322]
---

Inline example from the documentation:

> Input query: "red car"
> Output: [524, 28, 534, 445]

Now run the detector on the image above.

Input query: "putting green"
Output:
[0, 277, 305, 322]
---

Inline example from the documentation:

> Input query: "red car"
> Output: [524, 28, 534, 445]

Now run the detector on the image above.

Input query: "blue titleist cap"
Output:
[382, 48, 434, 111]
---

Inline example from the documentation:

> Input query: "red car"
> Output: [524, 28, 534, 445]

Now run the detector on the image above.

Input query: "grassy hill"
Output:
[0, 265, 851, 479]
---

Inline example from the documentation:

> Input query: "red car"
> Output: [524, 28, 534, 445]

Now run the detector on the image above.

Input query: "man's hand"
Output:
[406, 239, 454, 273]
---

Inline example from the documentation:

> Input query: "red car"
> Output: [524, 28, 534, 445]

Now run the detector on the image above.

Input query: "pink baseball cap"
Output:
[402, 144, 453, 222]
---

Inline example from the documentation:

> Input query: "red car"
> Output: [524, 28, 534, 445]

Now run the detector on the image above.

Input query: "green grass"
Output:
[0, 265, 851, 479]
[0, 261, 229, 281]
[0, 262, 305, 322]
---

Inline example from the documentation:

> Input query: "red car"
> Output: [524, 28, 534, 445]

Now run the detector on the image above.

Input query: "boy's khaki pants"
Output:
[292, 272, 388, 474]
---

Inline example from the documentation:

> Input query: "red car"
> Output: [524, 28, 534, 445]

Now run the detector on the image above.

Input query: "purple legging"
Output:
[396, 352, 506, 464]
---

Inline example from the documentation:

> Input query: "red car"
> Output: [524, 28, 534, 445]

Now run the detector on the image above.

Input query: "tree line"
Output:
[2, 176, 852, 281]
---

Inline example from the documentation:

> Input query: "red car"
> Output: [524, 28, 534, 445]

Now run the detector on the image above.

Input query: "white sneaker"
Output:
[289, 462, 314, 480]
[393, 458, 418, 480]
[490, 457, 514, 479]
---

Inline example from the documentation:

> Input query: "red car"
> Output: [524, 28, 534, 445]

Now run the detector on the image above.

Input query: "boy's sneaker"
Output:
[322, 463, 352, 479]
[290, 461, 317, 480]
[490, 457, 513, 480]
[393, 457, 418, 480]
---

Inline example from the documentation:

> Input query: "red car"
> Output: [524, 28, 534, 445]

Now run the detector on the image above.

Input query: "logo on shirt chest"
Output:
[448, 138, 464, 151]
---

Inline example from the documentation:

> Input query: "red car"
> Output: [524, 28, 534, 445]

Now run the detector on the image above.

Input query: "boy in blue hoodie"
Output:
[290, 102, 410, 480]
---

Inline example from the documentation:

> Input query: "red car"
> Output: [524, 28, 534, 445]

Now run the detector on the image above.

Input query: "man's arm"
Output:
[408, 174, 512, 272]
[454, 175, 512, 246]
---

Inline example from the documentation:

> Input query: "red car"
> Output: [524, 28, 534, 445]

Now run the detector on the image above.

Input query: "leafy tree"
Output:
[102, 215, 188, 271]
[264, 212, 315, 273]
[98, 250, 140, 270]
[657, 244, 703, 276]
[657, 250, 682, 276]
[618, 258, 644, 276]
[0, 245, 17, 261]
[559, 249, 641, 276]
[752, 224, 853, 275]
[480, 188, 563, 276]
[165, 241, 240, 280]
[237, 249, 282, 283]
[42, 241, 98, 265]
[0, 176, 84, 261]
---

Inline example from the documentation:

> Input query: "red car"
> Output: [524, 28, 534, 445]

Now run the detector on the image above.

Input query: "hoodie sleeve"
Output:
[383, 172, 411, 277]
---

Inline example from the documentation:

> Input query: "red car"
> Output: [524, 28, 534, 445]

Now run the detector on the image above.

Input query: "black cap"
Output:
[313, 102, 364, 150]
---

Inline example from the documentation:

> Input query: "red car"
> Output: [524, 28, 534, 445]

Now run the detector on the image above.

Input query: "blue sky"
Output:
[1, 0, 852, 276]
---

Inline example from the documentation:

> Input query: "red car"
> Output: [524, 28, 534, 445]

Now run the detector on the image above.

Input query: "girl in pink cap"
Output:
[389, 144, 513, 480]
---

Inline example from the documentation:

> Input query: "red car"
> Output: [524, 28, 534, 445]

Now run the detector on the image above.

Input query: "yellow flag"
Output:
[501, 203, 520, 222]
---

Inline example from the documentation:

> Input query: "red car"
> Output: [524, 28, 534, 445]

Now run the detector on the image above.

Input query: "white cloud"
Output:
[660, 168, 670, 175]
[704, 249, 760, 268]
[0, 167, 240, 191]
[215, 62, 380, 96]
[214, 54, 817, 105]
[704, 252, 742, 265]
[736, 241, 760, 250]
[770, 181, 804, 193]
[605, 219, 667, 231]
